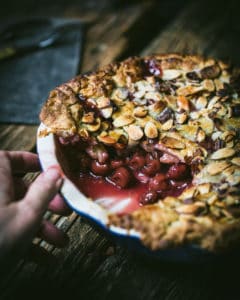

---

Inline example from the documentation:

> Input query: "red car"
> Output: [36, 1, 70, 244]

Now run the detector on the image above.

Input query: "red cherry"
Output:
[142, 158, 161, 176]
[145, 59, 163, 77]
[110, 159, 124, 169]
[129, 153, 145, 171]
[166, 163, 188, 180]
[78, 153, 91, 172]
[91, 160, 110, 176]
[169, 180, 189, 190]
[139, 191, 158, 205]
[149, 173, 168, 191]
[109, 167, 131, 189]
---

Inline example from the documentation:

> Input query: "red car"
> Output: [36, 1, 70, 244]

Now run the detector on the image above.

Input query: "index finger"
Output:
[7, 151, 40, 174]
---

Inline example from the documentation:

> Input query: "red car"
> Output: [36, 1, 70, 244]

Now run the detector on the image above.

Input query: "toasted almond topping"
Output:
[144, 121, 158, 139]
[176, 202, 206, 215]
[175, 112, 187, 124]
[196, 128, 206, 142]
[206, 194, 218, 205]
[231, 157, 240, 166]
[82, 112, 95, 124]
[198, 183, 211, 194]
[112, 87, 128, 100]
[96, 96, 111, 108]
[126, 124, 144, 141]
[133, 106, 148, 117]
[207, 96, 219, 109]
[221, 131, 235, 142]
[222, 166, 235, 177]
[162, 69, 181, 80]
[161, 119, 173, 131]
[179, 186, 198, 200]
[177, 85, 203, 96]
[78, 128, 89, 139]
[198, 117, 214, 134]
[214, 79, 224, 91]
[113, 115, 135, 127]
[177, 95, 189, 111]
[86, 118, 101, 132]
[203, 79, 215, 92]
[97, 135, 117, 145]
[211, 148, 235, 160]
[195, 96, 207, 109]
[161, 136, 185, 149]
[101, 107, 113, 119]
[145, 92, 161, 101]
[135, 80, 155, 92]
[207, 161, 231, 175]
[133, 89, 145, 98]
[133, 98, 147, 106]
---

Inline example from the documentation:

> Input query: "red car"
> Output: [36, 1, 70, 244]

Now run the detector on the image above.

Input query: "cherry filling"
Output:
[57, 136, 192, 210]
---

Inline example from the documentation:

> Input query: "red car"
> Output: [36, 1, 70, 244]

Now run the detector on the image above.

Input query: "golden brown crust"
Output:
[40, 54, 240, 253]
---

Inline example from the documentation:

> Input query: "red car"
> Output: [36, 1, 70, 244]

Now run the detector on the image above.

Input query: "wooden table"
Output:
[1, 0, 240, 299]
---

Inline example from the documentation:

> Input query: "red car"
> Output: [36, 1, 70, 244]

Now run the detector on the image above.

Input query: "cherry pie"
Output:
[40, 54, 240, 253]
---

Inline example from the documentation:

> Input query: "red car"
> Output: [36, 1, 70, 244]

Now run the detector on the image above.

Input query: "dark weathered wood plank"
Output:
[0, 125, 38, 150]
[142, 0, 240, 66]
[81, 3, 148, 72]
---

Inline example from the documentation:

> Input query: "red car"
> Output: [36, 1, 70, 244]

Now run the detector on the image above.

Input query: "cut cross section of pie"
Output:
[40, 54, 240, 253]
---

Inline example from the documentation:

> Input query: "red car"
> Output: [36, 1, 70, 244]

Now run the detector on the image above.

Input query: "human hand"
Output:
[0, 150, 71, 264]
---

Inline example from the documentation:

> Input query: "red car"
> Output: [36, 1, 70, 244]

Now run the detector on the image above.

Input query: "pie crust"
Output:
[40, 54, 240, 253]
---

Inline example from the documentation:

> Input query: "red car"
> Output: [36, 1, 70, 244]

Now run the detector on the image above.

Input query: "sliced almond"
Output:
[113, 115, 135, 127]
[97, 135, 117, 145]
[214, 79, 224, 91]
[78, 128, 89, 139]
[161, 136, 185, 149]
[197, 183, 211, 194]
[177, 85, 203, 96]
[207, 96, 220, 109]
[175, 112, 187, 124]
[211, 147, 235, 160]
[202, 79, 215, 92]
[101, 107, 113, 119]
[133, 106, 148, 118]
[198, 117, 214, 135]
[196, 128, 206, 142]
[144, 121, 158, 139]
[177, 95, 190, 111]
[145, 92, 161, 101]
[111, 87, 128, 100]
[176, 202, 206, 215]
[161, 119, 173, 131]
[206, 161, 231, 175]
[221, 131, 235, 143]
[231, 157, 240, 166]
[82, 112, 95, 124]
[133, 89, 145, 98]
[96, 96, 111, 108]
[135, 80, 155, 92]
[179, 186, 198, 200]
[195, 96, 207, 109]
[126, 124, 144, 141]
[86, 118, 101, 132]
[162, 69, 181, 80]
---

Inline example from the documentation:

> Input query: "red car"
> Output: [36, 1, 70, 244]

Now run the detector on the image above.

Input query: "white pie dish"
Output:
[37, 122, 222, 262]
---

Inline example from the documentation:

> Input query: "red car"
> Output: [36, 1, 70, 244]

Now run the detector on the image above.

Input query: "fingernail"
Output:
[56, 178, 63, 189]
[45, 167, 62, 182]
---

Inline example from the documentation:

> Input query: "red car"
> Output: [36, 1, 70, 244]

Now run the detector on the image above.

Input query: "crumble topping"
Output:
[40, 54, 240, 253]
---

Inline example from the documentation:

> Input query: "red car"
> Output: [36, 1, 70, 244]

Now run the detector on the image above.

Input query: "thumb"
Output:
[20, 167, 62, 224]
